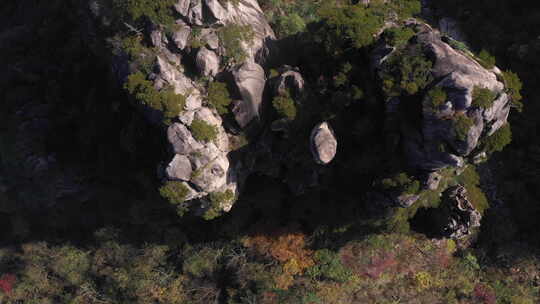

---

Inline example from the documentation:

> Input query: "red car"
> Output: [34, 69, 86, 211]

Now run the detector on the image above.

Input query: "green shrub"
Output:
[125, 72, 185, 123]
[51, 246, 90, 285]
[182, 247, 221, 278]
[477, 49, 496, 69]
[380, 46, 433, 96]
[472, 86, 496, 108]
[456, 166, 489, 213]
[427, 87, 447, 109]
[272, 92, 297, 120]
[484, 123, 511, 154]
[190, 119, 218, 142]
[307, 249, 352, 282]
[316, 3, 384, 51]
[502, 70, 523, 111]
[208, 81, 232, 115]
[111, 0, 175, 26]
[204, 190, 235, 220]
[218, 24, 254, 65]
[381, 172, 420, 195]
[383, 27, 415, 47]
[453, 114, 474, 141]
[159, 181, 189, 205]
[275, 13, 306, 36]
[446, 37, 470, 53]
[121, 36, 156, 73]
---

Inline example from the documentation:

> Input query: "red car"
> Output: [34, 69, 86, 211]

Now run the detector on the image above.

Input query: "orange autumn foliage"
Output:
[243, 226, 314, 290]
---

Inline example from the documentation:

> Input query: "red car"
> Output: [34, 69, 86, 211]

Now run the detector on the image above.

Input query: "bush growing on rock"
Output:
[453, 114, 474, 141]
[207, 81, 232, 115]
[204, 190, 235, 220]
[484, 123, 512, 154]
[383, 27, 415, 47]
[427, 87, 447, 109]
[190, 119, 218, 142]
[503, 70, 524, 111]
[272, 92, 297, 121]
[125, 72, 186, 123]
[380, 46, 433, 96]
[159, 181, 189, 205]
[121, 36, 156, 73]
[218, 24, 254, 65]
[472, 86, 496, 108]
[477, 49, 496, 69]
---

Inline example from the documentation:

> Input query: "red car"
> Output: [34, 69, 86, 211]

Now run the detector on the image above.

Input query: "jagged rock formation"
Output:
[310, 122, 337, 165]
[373, 22, 511, 172]
[107, 0, 278, 216]
[441, 185, 482, 239]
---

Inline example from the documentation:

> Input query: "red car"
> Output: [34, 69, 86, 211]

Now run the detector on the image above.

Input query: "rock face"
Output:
[196, 47, 220, 77]
[275, 66, 305, 97]
[373, 23, 511, 171]
[441, 185, 482, 239]
[233, 62, 266, 125]
[165, 106, 238, 208]
[123, 0, 278, 217]
[310, 122, 338, 165]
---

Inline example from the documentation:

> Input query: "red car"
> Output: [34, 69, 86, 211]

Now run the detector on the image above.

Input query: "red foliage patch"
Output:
[364, 253, 397, 279]
[474, 283, 496, 304]
[0, 273, 16, 295]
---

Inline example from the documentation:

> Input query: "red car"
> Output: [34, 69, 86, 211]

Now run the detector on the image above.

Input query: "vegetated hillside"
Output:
[0, 0, 538, 303]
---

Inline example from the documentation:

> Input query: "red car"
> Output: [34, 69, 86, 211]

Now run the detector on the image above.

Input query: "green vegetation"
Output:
[207, 81, 232, 115]
[159, 181, 189, 205]
[381, 172, 421, 195]
[484, 123, 512, 154]
[125, 72, 186, 123]
[316, 4, 384, 51]
[190, 119, 218, 142]
[380, 46, 434, 96]
[272, 92, 297, 120]
[307, 249, 352, 282]
[427, 87, 447, 109]
[110, 0, 176, 27]
[472, 86, 496, 108]
[456, 166, 489, 213]
[446, 37, 470, 53]
[453, 114, 474, 141]
[503, 70, 524, 111]
[383, 26, 415, 47]
[218, 24, 254, 65]
[121, 36, 156, 73]
[477, 49, 496, 69]
[204, 190, 235, 220]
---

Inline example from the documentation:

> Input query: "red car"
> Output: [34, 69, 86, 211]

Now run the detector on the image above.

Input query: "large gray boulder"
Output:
[310, 122, 338, 165]
[175, 0, 191, 16]
[172, 21, 191, 50]
[233, 62, 266, 125]
[196, 47, 220, 77]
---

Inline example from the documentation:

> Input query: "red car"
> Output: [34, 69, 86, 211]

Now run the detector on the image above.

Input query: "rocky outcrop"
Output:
[441, 185, 482, 239]
[233, 62, 266, 125]
[373, 23, 511, 171]
[310, 122, 338, 165]
[165, 106, 238, 210]
[275, 66, 305, 97]
[196, 47, 220, 77]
